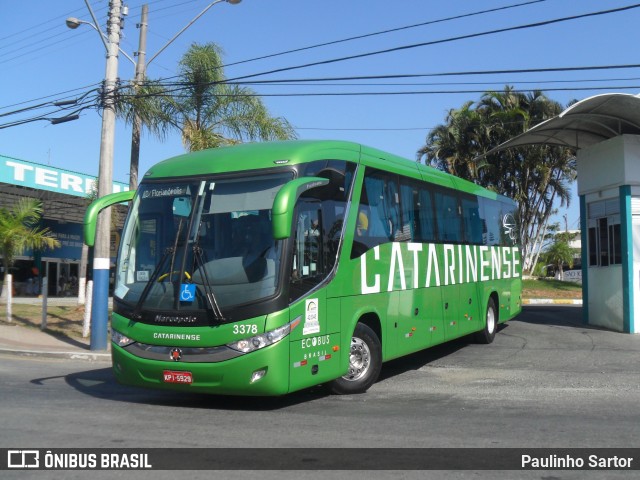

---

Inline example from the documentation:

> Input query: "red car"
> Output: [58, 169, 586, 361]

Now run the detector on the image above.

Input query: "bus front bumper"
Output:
[111, 338, 291, 396]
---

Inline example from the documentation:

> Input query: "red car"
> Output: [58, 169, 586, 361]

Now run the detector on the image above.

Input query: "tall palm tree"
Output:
[417, 101, 487, 181]
[0, 199, 60, 320]
[117, 80, 170, 189]
[417, 87, 576, 273]
[116, 43, 296, 186]
[167, 43, 296, 151]
[119, 43, 296, 153]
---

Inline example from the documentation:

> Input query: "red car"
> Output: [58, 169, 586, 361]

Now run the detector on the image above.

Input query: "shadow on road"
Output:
[60, 366, 329, 410]
[54, 306, 596, 409]
[519, 305, 594, 329]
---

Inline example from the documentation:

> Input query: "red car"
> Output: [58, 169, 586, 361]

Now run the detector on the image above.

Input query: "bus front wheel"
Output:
[475, 297, 497, 344]
[328, 323, 382, 395]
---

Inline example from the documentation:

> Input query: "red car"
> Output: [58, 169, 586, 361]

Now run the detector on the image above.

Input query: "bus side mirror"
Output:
[272, 177, 329, 239]
[84, 190, 135, 247]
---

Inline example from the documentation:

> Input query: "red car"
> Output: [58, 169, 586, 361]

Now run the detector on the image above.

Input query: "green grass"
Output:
[1, 303, 87, 338]
[523, 278, 582, 298]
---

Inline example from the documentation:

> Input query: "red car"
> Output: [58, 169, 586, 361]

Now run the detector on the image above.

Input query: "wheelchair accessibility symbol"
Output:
[180, 283, 196, 302]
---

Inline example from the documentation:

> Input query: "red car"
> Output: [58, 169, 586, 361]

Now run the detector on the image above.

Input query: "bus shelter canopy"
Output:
[480, 93, 640, 157]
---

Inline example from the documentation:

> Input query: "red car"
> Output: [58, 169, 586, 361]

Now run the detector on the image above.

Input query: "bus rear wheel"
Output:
[475, 297, 497, 344]
[328, 323, 382, 395]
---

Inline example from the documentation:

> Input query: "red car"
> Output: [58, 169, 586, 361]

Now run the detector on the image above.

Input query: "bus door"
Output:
[287, 198, 343, 392]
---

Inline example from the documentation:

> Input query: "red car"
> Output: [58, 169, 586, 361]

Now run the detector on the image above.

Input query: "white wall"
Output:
[587, 266, 624, 332]
[578, 135, 640, 333]
[578, 135, 640, 196]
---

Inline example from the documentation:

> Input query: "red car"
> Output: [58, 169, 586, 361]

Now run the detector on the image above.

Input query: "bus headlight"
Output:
[227, 317, 301, 354]
[111, 329, 135, 347]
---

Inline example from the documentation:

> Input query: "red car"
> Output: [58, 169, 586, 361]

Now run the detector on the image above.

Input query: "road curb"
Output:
[0, 347, 111, 362]
[522, 298, 583, 305]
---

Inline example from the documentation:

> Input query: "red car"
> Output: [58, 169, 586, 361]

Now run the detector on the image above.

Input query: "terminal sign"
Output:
[0, 155, 128, 197]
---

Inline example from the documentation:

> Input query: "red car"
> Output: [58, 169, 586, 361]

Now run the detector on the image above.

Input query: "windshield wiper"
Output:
[192, 245, 225, 321]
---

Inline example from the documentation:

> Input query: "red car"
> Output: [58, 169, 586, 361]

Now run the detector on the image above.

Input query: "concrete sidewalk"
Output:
[0, 321, 111, 361]
[0, 296, 111, 361]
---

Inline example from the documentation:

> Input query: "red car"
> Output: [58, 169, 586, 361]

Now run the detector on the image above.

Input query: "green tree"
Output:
[542, 233, 578, 280]
[174, 43, 296, 151]
[128, 43, 296, 152]
[418, 87, 576, 274]
[116, 80, 170, 189]
[116, 43, 296, 190]
[0, 199, 60, 319]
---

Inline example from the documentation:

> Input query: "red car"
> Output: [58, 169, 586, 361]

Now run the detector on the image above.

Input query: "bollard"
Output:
[41, 277, 48, 330]
[6, 274, 12, 323]
[77, 276, 86, 305]
[83, 280, 93, 338]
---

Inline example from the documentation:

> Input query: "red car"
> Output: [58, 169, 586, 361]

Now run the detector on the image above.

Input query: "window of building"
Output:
[588, 199, 621, 267]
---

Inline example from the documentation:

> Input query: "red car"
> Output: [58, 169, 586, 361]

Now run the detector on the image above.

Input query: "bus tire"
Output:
[475, 297, 497, 344]
[328, 323, 382, 395]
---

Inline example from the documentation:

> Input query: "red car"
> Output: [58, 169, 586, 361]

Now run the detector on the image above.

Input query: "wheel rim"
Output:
[487, 305, 496, 334]
[342, 336, 371, 382]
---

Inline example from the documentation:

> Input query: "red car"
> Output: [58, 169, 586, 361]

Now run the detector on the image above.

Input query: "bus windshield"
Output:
[114, 172, 292, 316]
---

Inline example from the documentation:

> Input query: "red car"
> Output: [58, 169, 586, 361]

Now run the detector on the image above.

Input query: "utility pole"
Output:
[127, 0, 241, 190]
[129, 4, 148, 191]
[91, 0, 123, 351]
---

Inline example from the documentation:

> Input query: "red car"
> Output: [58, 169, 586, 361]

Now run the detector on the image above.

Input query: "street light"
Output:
[67, 0, 242, 351]
[65, 17, 136, 66]
[146, 0, 241, 66]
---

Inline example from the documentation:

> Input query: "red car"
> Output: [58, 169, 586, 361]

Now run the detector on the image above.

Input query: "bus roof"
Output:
[142, 140, 512, 203]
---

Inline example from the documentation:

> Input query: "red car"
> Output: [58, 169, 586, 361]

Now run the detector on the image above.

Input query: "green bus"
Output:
[85, 140, 522, 396]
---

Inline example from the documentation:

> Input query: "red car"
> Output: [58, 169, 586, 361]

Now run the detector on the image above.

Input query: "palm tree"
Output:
[169, 43, 296, 151]
[544, 236, 577, 280]
[0, 199, 60, 321]
[417, 87, 576, 274]
[417, 101, 487, 180]
[117, 80, 170, 189]
[119, 43, 296, 155]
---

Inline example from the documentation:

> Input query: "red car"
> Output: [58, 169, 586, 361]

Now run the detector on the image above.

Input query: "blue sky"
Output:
[3, 0, 640, 231]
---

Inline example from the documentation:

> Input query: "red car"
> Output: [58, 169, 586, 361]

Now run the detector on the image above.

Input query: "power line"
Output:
[137, 2, 640, 90]
[235, 76, 640, 88]
[0, 83, 102, 111]
[145, 84, 640, 98]
[5, 3, 639, 130]
[224, 3, 640, 83]
[3, 1, 626, 111]
[136, 0, 559, 86]
[123, 62, 640, 100]
[218, 66, 640, 86]
[223, 0, 549, 69]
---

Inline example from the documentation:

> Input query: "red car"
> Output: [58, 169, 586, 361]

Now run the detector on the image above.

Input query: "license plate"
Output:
[163, 370, 193, 384]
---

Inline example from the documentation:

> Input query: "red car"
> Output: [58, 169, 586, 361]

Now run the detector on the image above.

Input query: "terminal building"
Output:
[0, 154, 128, 297]
[486, 93, 640, 334]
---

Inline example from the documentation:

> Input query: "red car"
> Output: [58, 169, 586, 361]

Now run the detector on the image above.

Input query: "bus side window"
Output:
[479, 197, 502, 246]
[351, 169, 400, 258]
[435, 189, 463, 243]
[461, 194, 483, 244]
[416, 186, 437, 242]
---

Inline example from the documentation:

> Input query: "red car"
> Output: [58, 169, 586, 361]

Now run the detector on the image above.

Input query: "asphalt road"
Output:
[1, 305, 639, 480]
